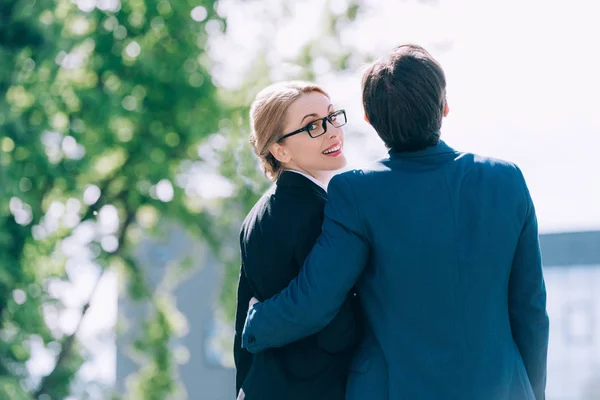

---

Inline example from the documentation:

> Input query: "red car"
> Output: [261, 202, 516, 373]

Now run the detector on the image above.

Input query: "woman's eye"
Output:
[308, 123, 319, 131]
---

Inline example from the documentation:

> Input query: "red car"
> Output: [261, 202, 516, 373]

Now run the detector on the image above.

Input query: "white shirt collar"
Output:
[285, 169, 328, 192]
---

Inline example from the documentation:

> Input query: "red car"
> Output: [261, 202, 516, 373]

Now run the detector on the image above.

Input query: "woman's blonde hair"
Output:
[249, 81, 329, 181]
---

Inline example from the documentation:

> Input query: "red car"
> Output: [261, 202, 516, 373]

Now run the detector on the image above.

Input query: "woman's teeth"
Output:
[323, 145, 341, 154]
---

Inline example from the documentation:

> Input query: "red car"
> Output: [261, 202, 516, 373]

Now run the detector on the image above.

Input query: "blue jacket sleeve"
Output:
[241, 173, 370, 353]
[508, 170, 549, 400]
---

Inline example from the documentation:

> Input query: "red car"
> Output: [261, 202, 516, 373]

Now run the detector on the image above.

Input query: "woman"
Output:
[234, 81, 361, 400]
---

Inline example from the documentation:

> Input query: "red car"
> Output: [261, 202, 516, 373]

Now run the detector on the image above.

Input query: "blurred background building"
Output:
[116, 225, 235, 399]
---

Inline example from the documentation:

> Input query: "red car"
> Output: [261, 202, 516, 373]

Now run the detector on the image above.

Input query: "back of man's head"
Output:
[362, 44, 447, 152]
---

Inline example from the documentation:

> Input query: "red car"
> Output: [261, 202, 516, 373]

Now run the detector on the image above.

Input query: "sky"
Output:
[212, 0, 600, 233]
[35, 0, 600, 397]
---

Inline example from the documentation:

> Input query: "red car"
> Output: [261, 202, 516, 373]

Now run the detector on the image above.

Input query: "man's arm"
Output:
[291, 197, 361, 354]
[508, 172, 549, 400]
[242, 173, 369, 353]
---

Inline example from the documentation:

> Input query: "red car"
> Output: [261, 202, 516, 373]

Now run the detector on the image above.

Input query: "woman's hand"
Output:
[249, 297, 259, 308]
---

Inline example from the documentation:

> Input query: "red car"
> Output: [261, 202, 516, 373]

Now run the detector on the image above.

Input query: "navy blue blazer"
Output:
[242, 141, 549, 400]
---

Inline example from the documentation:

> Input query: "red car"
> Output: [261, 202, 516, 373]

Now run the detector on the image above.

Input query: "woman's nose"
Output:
[328, 124, 341, 138]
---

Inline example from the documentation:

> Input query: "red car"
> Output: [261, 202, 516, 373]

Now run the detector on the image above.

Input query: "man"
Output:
[242, 44, 549, 399]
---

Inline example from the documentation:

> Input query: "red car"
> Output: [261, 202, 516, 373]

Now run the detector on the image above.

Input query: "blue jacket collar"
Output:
[388, 140, 456, 159]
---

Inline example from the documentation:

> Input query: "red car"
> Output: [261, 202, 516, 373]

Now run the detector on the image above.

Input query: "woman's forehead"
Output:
[289, 92, 332, 116]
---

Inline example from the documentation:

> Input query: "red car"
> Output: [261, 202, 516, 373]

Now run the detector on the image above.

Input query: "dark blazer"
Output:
[234, 171, 360, 400]
[242, 141, 550, 400]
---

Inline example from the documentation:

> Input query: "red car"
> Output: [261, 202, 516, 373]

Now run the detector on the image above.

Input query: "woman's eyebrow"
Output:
[300, 113, 318, 124]
[299, 104, 334, 124]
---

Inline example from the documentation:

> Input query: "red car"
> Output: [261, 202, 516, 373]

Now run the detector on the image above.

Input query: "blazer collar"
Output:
[276, 170, 328, 198]
[388, 139, 457, 159]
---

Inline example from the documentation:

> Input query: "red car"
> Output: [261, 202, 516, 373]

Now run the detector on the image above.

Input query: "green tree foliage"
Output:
[0, 0, 262, 398]
[0, 0, 373, 397]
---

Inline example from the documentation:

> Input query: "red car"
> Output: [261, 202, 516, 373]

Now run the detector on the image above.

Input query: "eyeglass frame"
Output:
[277, 109, 347, 142]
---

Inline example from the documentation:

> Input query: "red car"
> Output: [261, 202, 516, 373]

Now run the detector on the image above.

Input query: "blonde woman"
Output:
[234, 82, 361, 400]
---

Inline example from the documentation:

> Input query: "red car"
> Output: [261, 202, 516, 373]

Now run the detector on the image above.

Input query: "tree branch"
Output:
[34, 207, 136, 398]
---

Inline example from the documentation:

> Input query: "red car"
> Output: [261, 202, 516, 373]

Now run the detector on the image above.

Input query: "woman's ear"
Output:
[269, 142, 291, 164]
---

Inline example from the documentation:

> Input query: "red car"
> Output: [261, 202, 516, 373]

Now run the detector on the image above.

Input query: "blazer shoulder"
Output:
[467, 154, 526, 182]
[470, 153, 518, 169]
[282, 186, 327, 226]
[239, 188, 275, 239]
[240, 184, 325, 240]
[331, 168, 368, 186]
[340, 158, 398, 180]
[329, 168, 382, 198]
[461, 154, 530, 210]
[276, 182, 326, 207]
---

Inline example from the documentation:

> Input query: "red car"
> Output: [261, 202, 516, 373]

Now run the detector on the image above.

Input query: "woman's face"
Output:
[271, 91, 347, 183]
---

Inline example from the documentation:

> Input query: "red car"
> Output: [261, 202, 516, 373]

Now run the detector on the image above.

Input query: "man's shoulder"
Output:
[329, 168, 367, 189]
[456, 153, 530, 207]
[467, 152, 517, 168]
[332, 160, 393, 183]
[462, 152, 525, 181]
[330, 153, 526, 195]
[328, 161, 396, 194]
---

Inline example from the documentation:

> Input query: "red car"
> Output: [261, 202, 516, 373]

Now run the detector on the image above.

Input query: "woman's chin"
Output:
[311, 155, 347, 174]
[322, 161, 346, 172]
[334, 154, 348, 169]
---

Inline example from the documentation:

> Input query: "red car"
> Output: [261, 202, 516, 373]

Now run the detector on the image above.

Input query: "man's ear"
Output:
[364, 114, 370, 124]
[269, 142, 291, 164]
[443, 100, 450, 117]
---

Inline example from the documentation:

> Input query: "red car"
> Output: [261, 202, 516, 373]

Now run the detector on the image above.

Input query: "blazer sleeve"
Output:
[233, 265, 254, 393]
[242, 173, 370, 353]
[293, 200, 361, 354]
[508, 169, 549, 400]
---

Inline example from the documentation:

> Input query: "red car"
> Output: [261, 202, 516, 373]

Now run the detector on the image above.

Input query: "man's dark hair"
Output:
[362, 44, 447, 152]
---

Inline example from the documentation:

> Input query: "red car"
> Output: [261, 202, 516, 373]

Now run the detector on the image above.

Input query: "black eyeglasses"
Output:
[278, 109, 347, 142]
